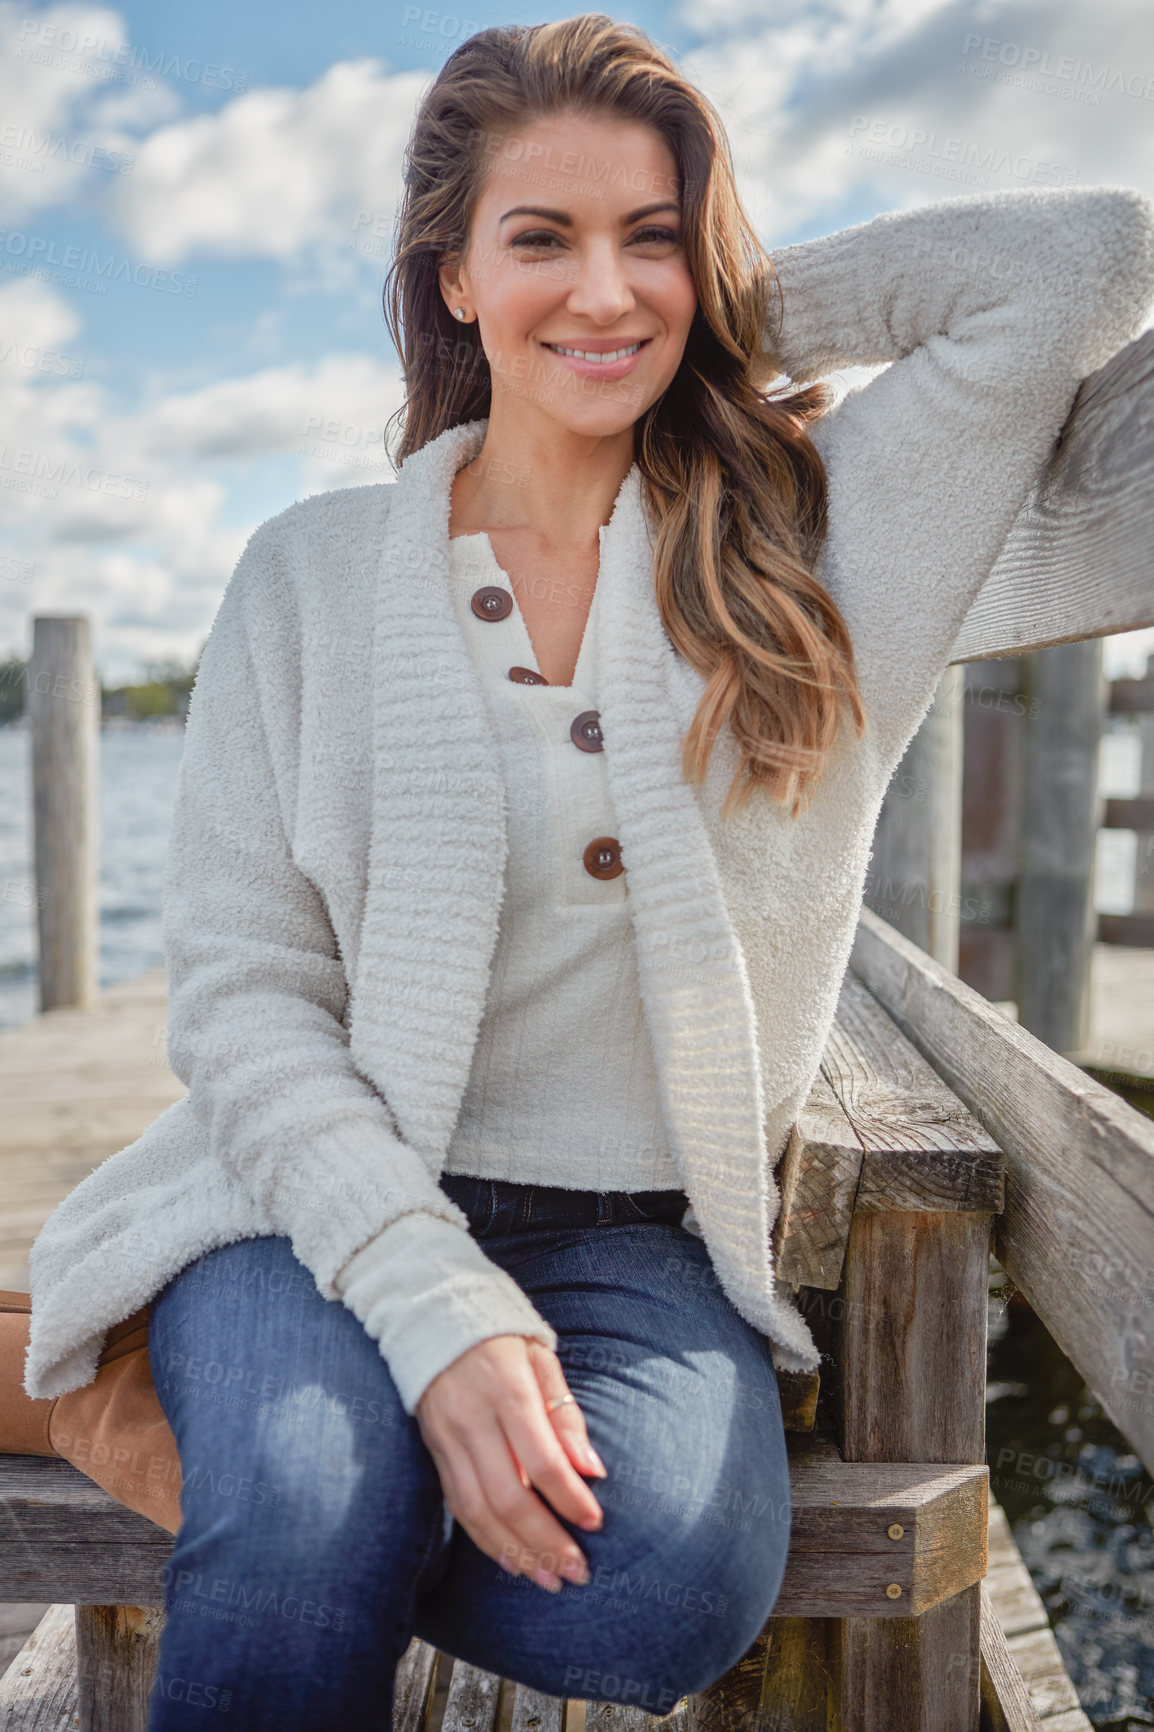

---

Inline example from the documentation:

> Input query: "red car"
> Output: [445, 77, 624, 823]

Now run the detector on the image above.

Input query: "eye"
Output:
[509, 225, 681, 250]
[510, 230, 562, 249]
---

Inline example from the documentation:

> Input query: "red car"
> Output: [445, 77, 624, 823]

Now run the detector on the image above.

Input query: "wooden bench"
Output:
[0, 955, 1001, 1731]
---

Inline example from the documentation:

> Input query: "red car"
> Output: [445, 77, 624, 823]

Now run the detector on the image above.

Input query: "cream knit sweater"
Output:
[438, 529, 680, 1191]
[24, 183, 1154, 1421]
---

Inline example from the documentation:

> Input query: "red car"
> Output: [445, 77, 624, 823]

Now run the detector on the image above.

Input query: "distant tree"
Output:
[0, 655, 27, 724]
[99, 650, 202, 723]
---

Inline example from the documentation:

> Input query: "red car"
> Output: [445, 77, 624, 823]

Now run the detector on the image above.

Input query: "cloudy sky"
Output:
[0, 0, 1152, 684]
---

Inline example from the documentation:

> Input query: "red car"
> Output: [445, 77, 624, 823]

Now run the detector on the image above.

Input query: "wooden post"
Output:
[1014, 641, 1105, 1052]
[74, 1603, 164, 1731]
[28, 615, 99, 1012]
[864, 667, 964, 972]
[1099, 672, 1154, 946]
[804, 976, 998, 1732]
[957, 661, 1025, 1004]
[1132, 698, 1154, 919]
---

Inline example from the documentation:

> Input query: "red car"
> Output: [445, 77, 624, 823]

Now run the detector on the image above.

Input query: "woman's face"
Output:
[439, 109, 698, 439]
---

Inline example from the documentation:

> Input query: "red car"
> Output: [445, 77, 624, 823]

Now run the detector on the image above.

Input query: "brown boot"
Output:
[0, 1292, 182, 1536]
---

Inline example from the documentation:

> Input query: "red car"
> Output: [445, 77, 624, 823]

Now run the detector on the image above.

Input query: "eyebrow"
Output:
[498, 201, 681, 226]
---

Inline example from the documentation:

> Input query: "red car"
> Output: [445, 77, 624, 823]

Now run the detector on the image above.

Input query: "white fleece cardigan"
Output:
[24, 182, 1154, 1417]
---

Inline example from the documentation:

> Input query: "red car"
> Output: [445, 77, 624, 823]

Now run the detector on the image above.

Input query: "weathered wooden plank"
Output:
[441, 1661, 502, 1732]
[831, 1583, 982, 1732]
[984, 1506, 1051, 1645]
[587, 1704, 680, 1732]
[0, 1450, 986, 1624]
[773, 1070, 863, 1291]
[1004, 1629, 1083, 1721]
[823, 974, 1003, 1209]
[508, 1681, 566, 1732]
[950, 330, 1154, 661]
[1014, 643, 1103, 1053]
[864, 665, 965, 969]
[833, 1211, 993, 1466]
[811, 972, 999, 1731]
[0, 1603, 77, 1730]
[75, 1604, 163, 1732]
[0, 965, 183, 1291]
[850, 906, 1154, 1475]
[0, 1456, 171, 1603]
[979, 1582, 1044, 1732]
[394, 1637, 439, 1732]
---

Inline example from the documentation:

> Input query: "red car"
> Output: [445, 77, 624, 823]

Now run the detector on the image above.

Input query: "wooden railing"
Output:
[868, 324, 1154, 1055]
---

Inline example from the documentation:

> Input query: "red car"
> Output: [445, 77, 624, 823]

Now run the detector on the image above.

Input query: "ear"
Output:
[438, 254, 466, 316]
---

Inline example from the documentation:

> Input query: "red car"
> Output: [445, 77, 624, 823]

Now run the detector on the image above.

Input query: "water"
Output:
[988, 1268, 1154, 1730]
[0, 719, 183, 1031]
[2, 724, 1152, 1723]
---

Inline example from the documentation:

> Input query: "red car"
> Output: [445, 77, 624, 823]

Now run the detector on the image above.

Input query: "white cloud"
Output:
[104, 57, 430, 264]
[0, 1, 149, 216]
[677, 0, 1154, 241]
[143, 352, 402, 462]
[0, 294, 404, 678]
[0, 275, 82, 358]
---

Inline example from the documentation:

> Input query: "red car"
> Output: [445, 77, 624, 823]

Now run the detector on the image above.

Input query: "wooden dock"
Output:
[0, 964, 178, 1292]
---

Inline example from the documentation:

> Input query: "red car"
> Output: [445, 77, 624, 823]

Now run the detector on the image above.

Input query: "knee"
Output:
[580, 1482, 791, 1699]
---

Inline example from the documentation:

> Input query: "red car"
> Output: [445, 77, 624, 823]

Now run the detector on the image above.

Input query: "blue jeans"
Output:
[146, 1177, 792, 1730]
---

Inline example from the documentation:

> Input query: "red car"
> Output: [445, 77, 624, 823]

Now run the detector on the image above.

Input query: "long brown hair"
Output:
[383, 12, 864, 817]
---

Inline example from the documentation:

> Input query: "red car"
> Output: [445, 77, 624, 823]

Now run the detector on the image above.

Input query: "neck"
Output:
[450, 398, 636, 550]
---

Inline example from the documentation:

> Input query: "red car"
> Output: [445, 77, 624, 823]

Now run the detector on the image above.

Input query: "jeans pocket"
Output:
[617, 1190, 690, 1226]
[438, 1175, 496, 1237]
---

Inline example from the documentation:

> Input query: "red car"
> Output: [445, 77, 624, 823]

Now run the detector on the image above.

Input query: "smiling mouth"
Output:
[542, 340, 649, 363]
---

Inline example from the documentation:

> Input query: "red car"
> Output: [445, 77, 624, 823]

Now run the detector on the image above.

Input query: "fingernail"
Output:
[560, 1554, 589, 1585]
[532, 1567, 562, 1593]
[581, 1442, 607, 1475]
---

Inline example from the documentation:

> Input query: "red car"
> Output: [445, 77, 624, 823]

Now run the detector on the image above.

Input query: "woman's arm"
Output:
[761, 184, 1154, 762]
[162, 515, 555, 1414]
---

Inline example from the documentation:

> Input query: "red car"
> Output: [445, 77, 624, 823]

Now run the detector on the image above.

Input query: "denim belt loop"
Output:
[596, 1191, 615, 1226]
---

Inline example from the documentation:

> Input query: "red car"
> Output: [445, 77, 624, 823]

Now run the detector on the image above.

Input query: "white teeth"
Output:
[547, 342, 642, 363]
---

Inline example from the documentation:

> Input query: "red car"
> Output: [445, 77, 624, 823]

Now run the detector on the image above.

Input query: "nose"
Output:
[563, 235, 637, 325]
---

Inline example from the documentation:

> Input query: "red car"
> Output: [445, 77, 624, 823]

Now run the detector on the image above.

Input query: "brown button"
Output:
[471, 585, 513, 622]
[583, 836, 624, 880]
[570, 710, 603, 752]
[509, 665, 548, 685]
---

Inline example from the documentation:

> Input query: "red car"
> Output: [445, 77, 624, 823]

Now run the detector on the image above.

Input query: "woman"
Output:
[18, 12, 1154, 1731]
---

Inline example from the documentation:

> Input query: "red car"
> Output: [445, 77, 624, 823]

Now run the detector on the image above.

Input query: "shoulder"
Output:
[241, 476, 397, 568]
[223, 478, 399, 630]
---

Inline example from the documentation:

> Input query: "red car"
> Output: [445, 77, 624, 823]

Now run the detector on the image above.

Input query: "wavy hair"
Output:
[383, 13, 864, 816]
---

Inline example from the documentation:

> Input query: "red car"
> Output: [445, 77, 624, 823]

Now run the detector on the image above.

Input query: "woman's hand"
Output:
[415, 1334, 606, 1592]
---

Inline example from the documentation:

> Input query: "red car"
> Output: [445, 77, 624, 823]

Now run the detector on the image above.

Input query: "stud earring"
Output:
[453, 307, 466, 320]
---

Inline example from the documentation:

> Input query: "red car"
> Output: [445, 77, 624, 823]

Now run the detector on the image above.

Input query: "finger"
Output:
[498, 1390, 604, 1535]
[449, 1422, 592, 1589]
[528, 1345, 608, 1480]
